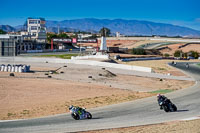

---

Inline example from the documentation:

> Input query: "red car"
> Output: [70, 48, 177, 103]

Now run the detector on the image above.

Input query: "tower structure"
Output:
[27, 18, 47, 42]
[100, 27, 107, 52]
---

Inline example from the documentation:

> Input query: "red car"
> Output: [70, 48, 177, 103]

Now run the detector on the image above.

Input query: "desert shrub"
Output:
[189, 51, 199, 59]
[164, 53, 170, 57]
[132, 48, 146, 55]
[174, 50, 182, 57]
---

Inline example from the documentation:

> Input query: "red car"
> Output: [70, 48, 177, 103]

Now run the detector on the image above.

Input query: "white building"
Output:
[27, 18, 47, 42]
[116, 32, 120, 37]
[116, 32, 125, 37]
[77, 34, 93, 39]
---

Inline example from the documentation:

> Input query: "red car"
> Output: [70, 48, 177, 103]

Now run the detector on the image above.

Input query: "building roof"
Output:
[28, 17, 45, 21]
[0, 34, 22, 39]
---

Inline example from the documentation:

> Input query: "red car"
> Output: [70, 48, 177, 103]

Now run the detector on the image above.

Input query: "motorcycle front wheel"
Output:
[86, 112, 92, 119]
[163, 105, 169, 112]
[172, 104, 177, 111]
[71, 113, 80, 120]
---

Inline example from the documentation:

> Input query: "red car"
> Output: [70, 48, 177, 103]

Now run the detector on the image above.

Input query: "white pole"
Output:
[13, 40, 15, 65]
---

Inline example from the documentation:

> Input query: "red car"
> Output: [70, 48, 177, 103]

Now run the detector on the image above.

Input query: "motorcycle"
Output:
[159, 99, 177, 112]
[70, 108, 92, 120]
[185, 63, 189, 68]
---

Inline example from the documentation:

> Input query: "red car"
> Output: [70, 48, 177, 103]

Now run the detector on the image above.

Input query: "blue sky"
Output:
[1, 0, 200, 30]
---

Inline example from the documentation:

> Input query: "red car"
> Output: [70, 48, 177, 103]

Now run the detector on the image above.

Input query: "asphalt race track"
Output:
[0, 62, 200, 133]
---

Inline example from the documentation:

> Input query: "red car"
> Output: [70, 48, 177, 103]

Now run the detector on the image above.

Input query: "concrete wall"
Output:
[71, 55, 109, 60]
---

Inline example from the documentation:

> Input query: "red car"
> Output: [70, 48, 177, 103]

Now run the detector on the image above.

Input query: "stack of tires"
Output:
[0, 64, 30, 73]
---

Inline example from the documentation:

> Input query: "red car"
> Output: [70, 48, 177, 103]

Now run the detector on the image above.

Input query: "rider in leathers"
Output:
[157, 94, 171, 109]
[69, 105, 85, 118]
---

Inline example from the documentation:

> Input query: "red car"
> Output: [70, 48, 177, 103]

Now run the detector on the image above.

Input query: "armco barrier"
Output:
[0, 57, 152, 73]
[121, 57, 163, 62]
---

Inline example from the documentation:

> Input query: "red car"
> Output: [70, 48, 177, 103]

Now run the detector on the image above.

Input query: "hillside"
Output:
[1, 18, 200, 37]
[46, 18, 200, 37]
[0, 25, 16, 32]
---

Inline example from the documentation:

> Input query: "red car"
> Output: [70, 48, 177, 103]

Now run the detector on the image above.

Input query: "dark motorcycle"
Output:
[185, 63, 189, 68]
[159, 99, 177, 112]
[70, 108, 92, 120]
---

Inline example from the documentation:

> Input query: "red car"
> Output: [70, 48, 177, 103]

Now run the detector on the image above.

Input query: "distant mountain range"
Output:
[1, 18, 200, 37]
[0, 25, 16, 32]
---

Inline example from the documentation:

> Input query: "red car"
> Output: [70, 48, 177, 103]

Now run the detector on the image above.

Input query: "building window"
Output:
[29, 20, 38, 24]
[32, 32, 36, 36]
[31, 26, 37, 30]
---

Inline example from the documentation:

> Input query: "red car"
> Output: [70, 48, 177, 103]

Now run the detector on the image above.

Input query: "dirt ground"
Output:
[80, 119, 200, 133]
[159, 44, 200, 56]
[0, 75, 154, 120]
[120, 59, 200, 76]
[0, 62, 194, 120]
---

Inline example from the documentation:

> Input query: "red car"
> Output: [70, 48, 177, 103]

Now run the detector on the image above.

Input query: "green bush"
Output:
[164, 53, 170, 57]
[174, 50, 182, 57]
[0, 29, 7, 34]
[189, 51, 199, 59]
[132, 48, 146, 55]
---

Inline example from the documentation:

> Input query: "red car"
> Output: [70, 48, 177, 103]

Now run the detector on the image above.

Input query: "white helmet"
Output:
[157, 93, 161, 97]
[69, 105, 73, 110]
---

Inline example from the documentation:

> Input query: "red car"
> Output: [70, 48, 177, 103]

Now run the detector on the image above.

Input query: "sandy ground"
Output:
[0, 74, 153, 120]
[0, 62, 194, 120]
[159, 44, 200, 56]
[181, 44, 200, 53]
[80, 119, 200, 133]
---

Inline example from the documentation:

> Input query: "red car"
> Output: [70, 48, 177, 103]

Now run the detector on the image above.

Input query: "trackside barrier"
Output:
[0, 64, 30, 73]
[21, 49, 82, 54]
[71, 55, 109, 60]
[121, 57, 163, 62]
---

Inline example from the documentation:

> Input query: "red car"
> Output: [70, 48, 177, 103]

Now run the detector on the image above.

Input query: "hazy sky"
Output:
[1, 0, 200, 30]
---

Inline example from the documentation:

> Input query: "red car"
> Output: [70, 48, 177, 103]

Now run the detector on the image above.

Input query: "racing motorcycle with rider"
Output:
[69, 105, 92, 120]
[157, 94, 177, 112]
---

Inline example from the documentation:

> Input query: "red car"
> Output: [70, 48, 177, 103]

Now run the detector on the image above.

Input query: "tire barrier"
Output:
[0, 64, 30, 73]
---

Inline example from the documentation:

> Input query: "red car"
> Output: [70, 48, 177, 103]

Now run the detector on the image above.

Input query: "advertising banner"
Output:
[53, 38, 72, 43]
[77, 39, 97, 43]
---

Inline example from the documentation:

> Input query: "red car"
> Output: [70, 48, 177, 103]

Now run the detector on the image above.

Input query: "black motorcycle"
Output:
[158, 99, 177, 112]
[185, 63, 189, 68]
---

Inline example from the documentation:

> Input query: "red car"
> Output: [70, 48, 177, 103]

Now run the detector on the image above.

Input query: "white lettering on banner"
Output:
[53, 39, 72, 42]
[77, 39, 97, 43]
